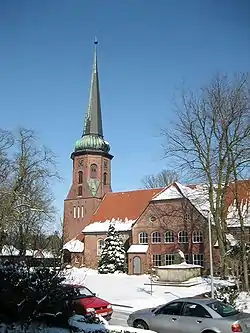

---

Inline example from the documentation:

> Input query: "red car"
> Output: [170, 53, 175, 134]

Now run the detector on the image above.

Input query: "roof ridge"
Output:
[105, 188, 164, 195]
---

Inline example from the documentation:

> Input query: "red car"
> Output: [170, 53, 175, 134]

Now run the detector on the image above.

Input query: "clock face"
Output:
[78, 159, 84, 167]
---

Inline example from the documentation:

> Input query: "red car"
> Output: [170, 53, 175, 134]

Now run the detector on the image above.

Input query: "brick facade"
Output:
[129, 198, 219, 274]
[63, 152, 112, 242]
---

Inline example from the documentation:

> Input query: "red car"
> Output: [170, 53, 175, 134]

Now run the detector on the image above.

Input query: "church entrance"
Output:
[132, 256, 141, 274]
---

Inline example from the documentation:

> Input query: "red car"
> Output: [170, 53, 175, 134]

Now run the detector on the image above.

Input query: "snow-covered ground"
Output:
[64, 267, 250, 313]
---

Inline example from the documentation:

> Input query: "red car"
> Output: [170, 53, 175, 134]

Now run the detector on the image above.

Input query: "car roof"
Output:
[171, 297, 215, 305]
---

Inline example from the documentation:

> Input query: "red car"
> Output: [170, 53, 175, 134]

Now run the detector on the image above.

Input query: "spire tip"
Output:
[94, 37, 98, 45]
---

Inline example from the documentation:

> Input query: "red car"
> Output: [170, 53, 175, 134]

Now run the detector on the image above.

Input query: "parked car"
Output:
[70, 285, 113, 321]
[127, 297, 250, 333]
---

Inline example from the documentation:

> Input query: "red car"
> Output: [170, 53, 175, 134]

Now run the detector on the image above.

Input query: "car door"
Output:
[149, 301, 184, 333]
[177, 302, 213, 333]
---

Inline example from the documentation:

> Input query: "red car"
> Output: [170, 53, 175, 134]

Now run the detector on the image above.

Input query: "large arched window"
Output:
[78, 186, 82, 196]
[103, 172, 107, 185]
[78, 171, 83, 184]
[165, 231, 174, 243]
[97, 239, 105, 256]
[90, 164, 97, 178]
[139, 232, 148, 244]
[192, 231, 203, 243]
[151, 232, 161, 244]
[178, 231, 188, 243]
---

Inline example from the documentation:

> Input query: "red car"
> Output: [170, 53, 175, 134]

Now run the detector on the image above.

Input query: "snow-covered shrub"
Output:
[0, 260, 76, 325]
[98, 223, 126, 274]
[205, 284, 239, 307]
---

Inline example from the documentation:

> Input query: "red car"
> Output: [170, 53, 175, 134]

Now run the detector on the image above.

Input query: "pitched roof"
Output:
[89, 188, 163, 223]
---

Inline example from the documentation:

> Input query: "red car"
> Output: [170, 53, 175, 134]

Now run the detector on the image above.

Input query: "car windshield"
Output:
[75, 286, 94, 298]
[208, 301, 239, 317]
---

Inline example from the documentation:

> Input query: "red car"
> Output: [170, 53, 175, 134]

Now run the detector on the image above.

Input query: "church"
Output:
[63, 42, 250, 275]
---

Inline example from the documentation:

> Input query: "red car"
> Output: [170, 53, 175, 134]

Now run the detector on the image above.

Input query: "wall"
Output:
[84, 231, 131, 269]
[63, 152, 112, 242]
[131, 198, 220, 274]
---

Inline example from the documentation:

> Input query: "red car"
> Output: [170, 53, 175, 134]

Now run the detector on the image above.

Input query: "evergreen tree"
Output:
[98, 223, 126, 274]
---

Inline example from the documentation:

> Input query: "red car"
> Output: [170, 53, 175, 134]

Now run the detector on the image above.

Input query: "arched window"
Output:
[151, 232, 161, 244]
[90, 164, 97, 178]
[78, 186, 82, 196]
[139, 232, 148, 244]
[103, 172, 107, 185]
[165, 231, 174, 243]
[97, 239, 105, 256]
[178, 231, 188, 243]
[78, 171, 83, 184]
[192, 231, 203, 243]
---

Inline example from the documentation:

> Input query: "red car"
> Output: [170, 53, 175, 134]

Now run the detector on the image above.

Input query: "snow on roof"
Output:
[227, 200, 250, 227]
[153, 182, 211, 219]
[63, 239, 84, 253]
[83, 218, 136, 233]
[1, 245, 19, 256]
[127, 244, 149, 253]
[152, 184, 183, 200]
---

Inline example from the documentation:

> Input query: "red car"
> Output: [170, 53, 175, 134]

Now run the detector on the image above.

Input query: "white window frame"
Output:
[165, 231, 174, 243]
[165, 254, 175, 265]
[152, 254, 162, 266]
[192, 231, 203, 243]
[81, 206, 84, 218]
[97, 239, 105, 256]
[193, 253, 204, 266]
[139, 232, 148, 244]
[77, 206, 80, 218]
[73, 207, 76, 219]
[151, 232, 161, 244]
[178, 230, 188, 243]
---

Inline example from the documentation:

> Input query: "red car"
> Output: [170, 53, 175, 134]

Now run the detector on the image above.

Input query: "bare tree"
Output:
[2, 128, 60, 255]
[142, 169, 179, 189]
[163, 73, 250, 283]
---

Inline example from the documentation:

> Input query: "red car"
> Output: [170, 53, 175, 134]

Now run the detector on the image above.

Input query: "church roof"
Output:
[88, 188, 163, 224]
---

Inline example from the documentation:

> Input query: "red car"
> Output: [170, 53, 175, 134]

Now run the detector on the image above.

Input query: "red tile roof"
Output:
[226, 179, 250, 206]
[90, 188, 163, 223]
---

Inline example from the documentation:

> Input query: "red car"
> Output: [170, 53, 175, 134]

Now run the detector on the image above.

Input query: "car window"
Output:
[207, 301, 239, 317]
[182, 303, 212, 318]
[157, 302, 183, 315]
[75, 286, 94, 297]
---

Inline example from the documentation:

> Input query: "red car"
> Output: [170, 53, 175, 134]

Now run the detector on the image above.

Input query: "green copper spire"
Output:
[74, 39, 110, 154]
[83, 39, 103, 137]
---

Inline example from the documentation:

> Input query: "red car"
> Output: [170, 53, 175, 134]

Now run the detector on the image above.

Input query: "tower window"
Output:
[90, 164, 97, 178]
[103, 172, 107, 185]
[78, 171, 83, 184]
[78, 186, 82, 196]
[104, 160, 108, 170]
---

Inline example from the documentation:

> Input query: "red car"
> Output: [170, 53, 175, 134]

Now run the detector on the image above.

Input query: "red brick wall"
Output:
[63, 153, 112, 242]
[130, 198, 219, 274]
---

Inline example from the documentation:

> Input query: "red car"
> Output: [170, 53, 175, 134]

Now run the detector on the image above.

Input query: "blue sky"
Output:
[1, 0, 249, 226]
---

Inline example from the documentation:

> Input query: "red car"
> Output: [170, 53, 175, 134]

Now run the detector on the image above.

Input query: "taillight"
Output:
[232, 323, 242, 332]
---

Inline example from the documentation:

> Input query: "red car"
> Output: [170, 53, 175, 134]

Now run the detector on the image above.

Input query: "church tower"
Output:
[63, 41, 113, 242]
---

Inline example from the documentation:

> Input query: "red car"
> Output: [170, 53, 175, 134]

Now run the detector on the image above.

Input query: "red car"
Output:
[71, 285, 113, 321]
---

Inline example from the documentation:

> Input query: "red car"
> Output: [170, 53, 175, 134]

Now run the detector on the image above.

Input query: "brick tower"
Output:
[63, 40, 113, 242]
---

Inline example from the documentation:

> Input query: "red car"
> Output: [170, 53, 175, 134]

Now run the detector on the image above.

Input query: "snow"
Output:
[83, 219, 136, 233]
[69, 314, 157, 333]
[225, 233, 238, 246]
[227, 200, 250, 227]
[1, 245, 19, 256]
[127, 245, 149, 253]
[157, 262, 201, 269]
[64, 268, 234, 313]
[63, 239, 84, 253]
[0, 246, 54, 258]
[152, 185, 183, 200]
